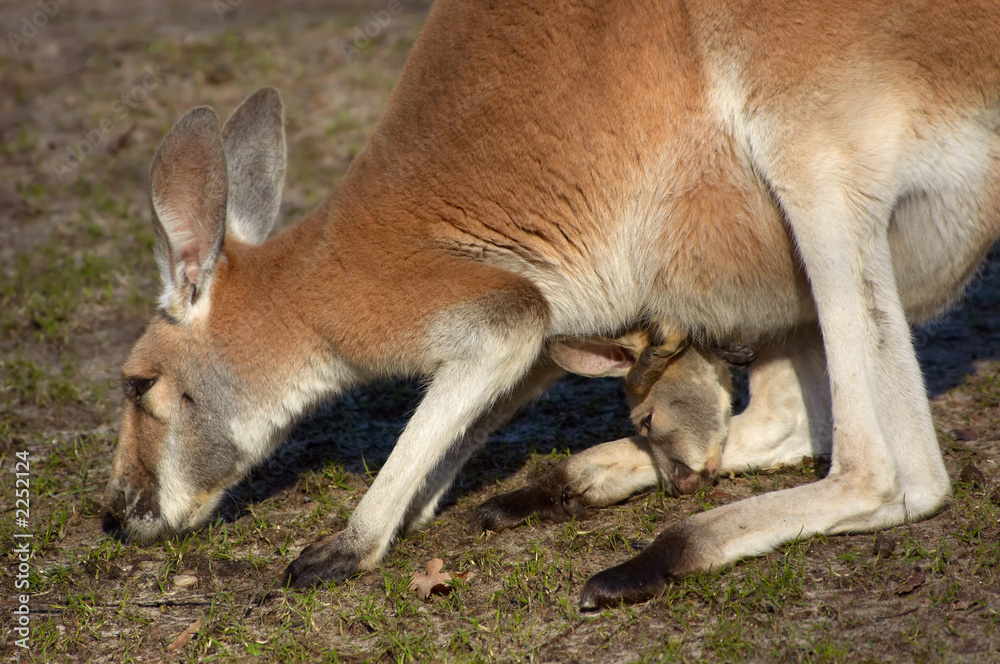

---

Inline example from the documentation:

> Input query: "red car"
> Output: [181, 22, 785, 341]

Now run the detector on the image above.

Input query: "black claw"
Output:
[813, 454, 832, 479]
[283, 536, 361, 589]
[579, 549, 671, 610]
[580, 567, 666, 610]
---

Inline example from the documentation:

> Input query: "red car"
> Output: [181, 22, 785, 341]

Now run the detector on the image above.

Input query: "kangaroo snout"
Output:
[102, 472, 163, 542]
[666, 459, 716, 496]
[102, 481, 127, 535]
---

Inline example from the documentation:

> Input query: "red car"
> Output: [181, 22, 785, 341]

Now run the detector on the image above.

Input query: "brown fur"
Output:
[153, 0, 1000, 367]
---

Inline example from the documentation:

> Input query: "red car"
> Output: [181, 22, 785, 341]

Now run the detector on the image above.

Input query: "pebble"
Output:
[173, 574, 198, 589]
[874, 532, 897, 557]
[959, 464, 986, 487]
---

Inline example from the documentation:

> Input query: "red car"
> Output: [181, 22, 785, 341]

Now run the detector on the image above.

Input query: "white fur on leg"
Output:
[754, 118, 950, 520]
[562, 436, 660, 506]
[662, 109, 956, 574]
[344, 318, 545, 569]
[401, 358, 564, 535]
[721, 326, 831, 474]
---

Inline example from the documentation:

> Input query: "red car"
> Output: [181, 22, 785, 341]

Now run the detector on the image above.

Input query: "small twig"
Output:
[874, 606, 920, 622]
[166, 618, 203, 652]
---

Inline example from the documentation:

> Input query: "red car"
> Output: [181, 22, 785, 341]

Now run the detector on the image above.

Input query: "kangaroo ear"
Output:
[548, 335, 639, 378]
[221, 87, 286, 245]
[149, 106, 228, 320]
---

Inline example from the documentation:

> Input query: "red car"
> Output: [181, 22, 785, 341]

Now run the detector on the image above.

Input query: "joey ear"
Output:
[149, 106, 228, 317]
[548, 336, 638, 378]
[624, 341, 689, 396]
[221, 87, 286, 245]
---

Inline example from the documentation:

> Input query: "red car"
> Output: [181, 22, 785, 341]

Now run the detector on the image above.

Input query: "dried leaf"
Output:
[895, 570, 927, 595]
[166, 619, 202, 652]
[408, 558, 475, 600]
[951, 428, 979, 442]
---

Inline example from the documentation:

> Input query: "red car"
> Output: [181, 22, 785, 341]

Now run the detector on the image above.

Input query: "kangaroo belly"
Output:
[644, 154, 812, 342]
[889, 120, 1000, 322]
[591, 125, 814, 344]
[480, 137, 814, 343]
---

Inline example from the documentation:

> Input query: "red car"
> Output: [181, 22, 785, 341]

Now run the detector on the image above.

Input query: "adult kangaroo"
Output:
[104, 0, 1000, 609]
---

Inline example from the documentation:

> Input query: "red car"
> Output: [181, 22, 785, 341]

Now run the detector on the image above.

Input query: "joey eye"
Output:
[181, 392, 195, 405]
[123, 376, 156, 401]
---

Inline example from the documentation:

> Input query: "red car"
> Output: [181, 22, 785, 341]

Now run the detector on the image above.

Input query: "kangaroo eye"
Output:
[641, 413, 653, 433]
[181, 392, 195, 405]
[123, 376, 156, 401]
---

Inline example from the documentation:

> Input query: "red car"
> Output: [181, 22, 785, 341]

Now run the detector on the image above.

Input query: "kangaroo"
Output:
[105, 0, 1000, 610]
[474, 324, 834, 534]
[473, 325, 735, 534]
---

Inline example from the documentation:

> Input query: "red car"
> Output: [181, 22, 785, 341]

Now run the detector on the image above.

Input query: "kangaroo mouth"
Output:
[669, 459, 716, 496]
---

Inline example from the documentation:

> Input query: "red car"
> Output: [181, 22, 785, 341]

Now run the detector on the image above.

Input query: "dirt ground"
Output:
[1, 2, 999, 662]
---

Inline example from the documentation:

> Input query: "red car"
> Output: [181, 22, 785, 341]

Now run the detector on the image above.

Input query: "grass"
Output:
[1, 358, 80, 407]
[5, 442, 998, 663]
[4, 358, 998, 662]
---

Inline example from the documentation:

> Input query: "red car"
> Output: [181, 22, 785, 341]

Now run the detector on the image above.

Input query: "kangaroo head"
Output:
[104, 88, 306, 542]
[549, 326, 732, 494]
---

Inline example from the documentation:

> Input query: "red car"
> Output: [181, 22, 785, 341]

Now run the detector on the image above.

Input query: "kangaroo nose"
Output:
[672, 461, 705, 495]
[103, 482, 127, 535]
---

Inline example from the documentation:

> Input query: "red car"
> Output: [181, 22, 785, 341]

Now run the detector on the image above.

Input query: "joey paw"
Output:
[705, 340, 758, 366]
[472, 482, 587, 534]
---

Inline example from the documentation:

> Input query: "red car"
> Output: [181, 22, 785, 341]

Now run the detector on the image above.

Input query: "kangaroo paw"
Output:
[579, 523, 690, 610]
[472, 474, 586, 534]
[283, 533, 361, 589]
